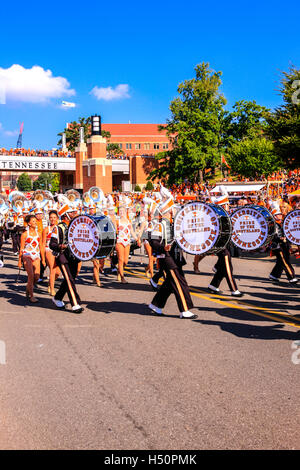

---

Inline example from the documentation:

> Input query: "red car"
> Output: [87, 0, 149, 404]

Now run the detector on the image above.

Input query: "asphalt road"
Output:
[0, 241, 300, 450]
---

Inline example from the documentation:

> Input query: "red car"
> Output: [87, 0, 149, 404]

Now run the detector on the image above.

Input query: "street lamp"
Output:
[91, 115, 101, 136]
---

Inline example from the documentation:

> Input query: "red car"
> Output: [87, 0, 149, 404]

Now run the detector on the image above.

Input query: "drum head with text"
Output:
[174, 202, 220, 255]
[283, 210, 300, 245]
[231, 206, 271, 251]
[67, 215, 100, 261]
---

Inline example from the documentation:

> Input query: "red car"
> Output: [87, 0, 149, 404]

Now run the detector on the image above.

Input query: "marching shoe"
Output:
[208, 284, 222, 294]
[231, 290, 244, 297]
[148, 303, 163, 315]
[289, 278, 299, 285]
[269, 275, 280, 282]
[52, 297, 65, 309]
[72, 304, 84, 314]
[180, 311, 198, 320]
[150, 278, 158, 291]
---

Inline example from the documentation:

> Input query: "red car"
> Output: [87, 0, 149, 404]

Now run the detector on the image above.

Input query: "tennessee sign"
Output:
[283, 210, 300, 245]
[68, 215, 99, 261]
[231, 207, 269, 250]
[174, 202, 220, 255]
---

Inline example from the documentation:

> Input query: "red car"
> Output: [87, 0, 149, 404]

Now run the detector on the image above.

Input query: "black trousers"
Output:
[152, 266, 194, 313]
[0, 230, 3, 251]
[55, 258, 81, 307]
[11, 231, 21, 253]
[152, 263, 165, 285]
[270, 244, 295, 281]
[3, 227, 9, 241]
[211, 249, 238, 292]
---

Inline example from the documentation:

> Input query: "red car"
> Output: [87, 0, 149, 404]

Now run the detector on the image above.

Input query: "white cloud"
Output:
[0, 122, 18, 137]
[90, 84, 130, 101]
[0, 64, 75, 103]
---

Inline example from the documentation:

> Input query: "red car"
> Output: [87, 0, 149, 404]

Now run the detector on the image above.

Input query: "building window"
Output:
[135, 143, 141, 150]
[163, 143, 169, 150]
[126, 143, 132, 150]
[154, 143, 160, 150]
[119, 143, 123, 149]
[144, 143, 150, 150]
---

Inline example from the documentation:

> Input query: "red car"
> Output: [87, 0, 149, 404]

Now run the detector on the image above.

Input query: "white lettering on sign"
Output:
[0, 156, 76, 171]
[231, 207, 269, 250]
[283, 210, 300, 245]
[174, 202, 220, 255]
[68, 215, 99, 261]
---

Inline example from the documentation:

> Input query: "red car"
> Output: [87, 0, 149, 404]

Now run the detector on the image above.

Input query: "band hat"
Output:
[159, 184, 172, 200]
[143, 197, 158, 214]
[58, 203, 76, 216]
[157, 196, 174, 215]
[34, 203, 43, 214]
[270, 201, 281, 216]
[106, 194, 115, 210]
[211, 195, 229, 206]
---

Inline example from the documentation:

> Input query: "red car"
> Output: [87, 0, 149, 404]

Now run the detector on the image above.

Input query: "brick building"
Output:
[102, 123, 171, 157]
[0, 123, 172, 192]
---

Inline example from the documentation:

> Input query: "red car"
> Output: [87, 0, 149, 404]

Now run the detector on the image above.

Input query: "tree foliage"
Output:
[57, 117, 111, 152]
[227, 137, 282, 178]
[150, 62, 226, 185]
[107, 143, 124, 157]
[266, 65, 300, 169]
[17, 173, 32, 191]
[33, 173, 60, 192]
[223, 100, 270, 145]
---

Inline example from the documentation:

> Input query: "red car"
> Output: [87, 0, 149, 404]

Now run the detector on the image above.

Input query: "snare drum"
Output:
[230, 205, 275, 251]
[174, 202, 232, 255]
[67, 214, 116, 261]
[283, 209, 300, 245]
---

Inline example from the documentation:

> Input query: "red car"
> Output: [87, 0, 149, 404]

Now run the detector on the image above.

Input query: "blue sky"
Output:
[0, 0, 299, 149]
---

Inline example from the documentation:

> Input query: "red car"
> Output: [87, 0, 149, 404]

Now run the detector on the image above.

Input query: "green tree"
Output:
[150, 62, 227, 185]
[33, 173, 60, 192]
[107, 143, 124, 158]
[266, 65, 300, 169]
[17, 173, 32, 191]
[145, 180, 154, 191]
[223, 100, 270, 145]
[219, 100, 271, 177]
[57, 117, 111, 152]
[227, 137, 282, 178]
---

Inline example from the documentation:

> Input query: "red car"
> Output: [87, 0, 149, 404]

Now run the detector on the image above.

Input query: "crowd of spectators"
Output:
[106, 154, 129, 160]
[0, 148, 73, 158]
[0, 148, 138, 160]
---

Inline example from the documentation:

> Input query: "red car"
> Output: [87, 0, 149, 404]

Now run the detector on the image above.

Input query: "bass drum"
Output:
[283, 209, 300, 245]
[230, 205, 275, 251]
[67, 214, 116, 261]
[174, 202, 232, 255]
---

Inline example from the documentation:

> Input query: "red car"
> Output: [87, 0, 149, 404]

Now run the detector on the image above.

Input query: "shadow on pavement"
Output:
[194, 318, 300, 341]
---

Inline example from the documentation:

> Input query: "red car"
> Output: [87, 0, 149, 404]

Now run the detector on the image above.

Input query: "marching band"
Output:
[0, 183, 299, 315]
